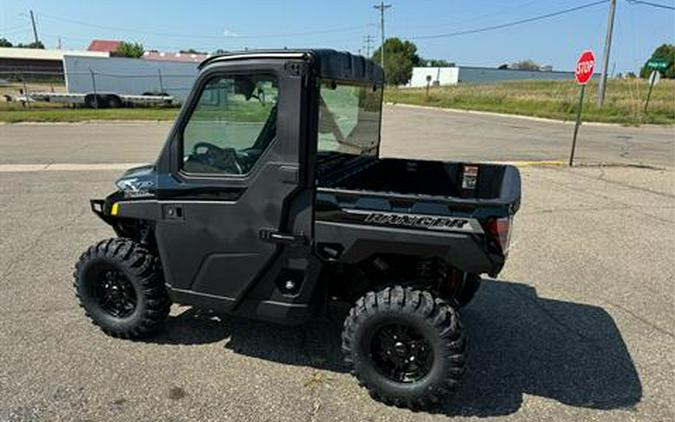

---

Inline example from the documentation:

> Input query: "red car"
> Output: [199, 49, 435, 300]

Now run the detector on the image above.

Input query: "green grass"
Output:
[385, 79, 675, 125]
[0, 103, 180, 123]
[1, 79, 673, 125]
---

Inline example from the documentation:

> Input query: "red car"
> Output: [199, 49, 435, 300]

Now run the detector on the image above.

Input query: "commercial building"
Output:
[408, 65, 576, 87]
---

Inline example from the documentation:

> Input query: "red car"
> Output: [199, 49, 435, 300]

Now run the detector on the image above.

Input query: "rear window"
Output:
[318, 82, 382, 156]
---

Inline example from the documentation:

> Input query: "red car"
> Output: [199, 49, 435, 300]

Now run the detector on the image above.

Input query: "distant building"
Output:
[87, 40, 122, 53]
[142, 51, 209, 63]
[407, 65, 576, 87]
[88, 39, 209, 63]
[0, 47, 108, 73]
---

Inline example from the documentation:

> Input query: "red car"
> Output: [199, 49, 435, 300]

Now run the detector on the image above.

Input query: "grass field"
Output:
[385, 79, 675, 125]
[0, 103, 180, 123]
[1, 79, 673, 125]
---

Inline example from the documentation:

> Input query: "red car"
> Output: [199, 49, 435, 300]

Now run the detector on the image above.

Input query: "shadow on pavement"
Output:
[151, 279, 642, 417]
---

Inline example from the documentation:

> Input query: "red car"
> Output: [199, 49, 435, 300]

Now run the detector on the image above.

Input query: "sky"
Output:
[0, 0, 673, 74]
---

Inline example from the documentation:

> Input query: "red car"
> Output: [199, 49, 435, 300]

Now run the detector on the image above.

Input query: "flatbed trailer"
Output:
[23, 91, 173, 108]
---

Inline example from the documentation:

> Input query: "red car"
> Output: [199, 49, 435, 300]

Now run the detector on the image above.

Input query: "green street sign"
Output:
[647, 59, 669, 70]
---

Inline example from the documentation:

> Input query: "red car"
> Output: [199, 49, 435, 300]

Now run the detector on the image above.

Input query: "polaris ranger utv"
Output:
[74, 50, 521, 408]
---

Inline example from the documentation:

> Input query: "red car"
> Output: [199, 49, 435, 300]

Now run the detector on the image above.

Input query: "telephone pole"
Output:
[596, 0, 616, 106]
[363, 35, 375, 57]
[29, 10, 40, 45]
[373, 2, 391, 73]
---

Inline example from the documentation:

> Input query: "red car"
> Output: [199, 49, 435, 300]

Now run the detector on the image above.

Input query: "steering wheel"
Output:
[192, 141, 243, 174]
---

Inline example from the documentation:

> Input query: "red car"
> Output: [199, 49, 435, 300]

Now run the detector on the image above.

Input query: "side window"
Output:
[182, 75, 279, 175]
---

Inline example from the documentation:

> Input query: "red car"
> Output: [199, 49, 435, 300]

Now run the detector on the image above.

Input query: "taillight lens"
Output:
[488, 216, 512, 253]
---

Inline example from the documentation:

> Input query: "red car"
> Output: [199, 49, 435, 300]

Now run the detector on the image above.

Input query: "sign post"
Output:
[644, 70, 661, 113]
[569, 50, 596, 167]
[643, 59, 667, 114]
[425, 74, 432, 98]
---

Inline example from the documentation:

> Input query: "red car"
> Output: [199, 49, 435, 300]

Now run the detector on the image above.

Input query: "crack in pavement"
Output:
[603, 300, 675, 341]
[560, 167, 675, 200]
[539, 174, 675, 225]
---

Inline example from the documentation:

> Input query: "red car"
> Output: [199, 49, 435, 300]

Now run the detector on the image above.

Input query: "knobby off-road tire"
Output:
[342, 286, 466, 409]
[73, 238, 170, 339]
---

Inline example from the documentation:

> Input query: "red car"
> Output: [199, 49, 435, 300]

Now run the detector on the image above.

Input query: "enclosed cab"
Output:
[76, 50, 521, 409]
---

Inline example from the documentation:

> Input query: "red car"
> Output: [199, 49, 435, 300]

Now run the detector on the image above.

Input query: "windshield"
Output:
[318, 81, 382, 156]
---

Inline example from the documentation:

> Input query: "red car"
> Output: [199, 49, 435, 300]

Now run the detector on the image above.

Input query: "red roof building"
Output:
[87, 40, 122, 53]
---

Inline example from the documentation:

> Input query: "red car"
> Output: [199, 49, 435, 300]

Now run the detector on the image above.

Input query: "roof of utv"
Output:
[199, 49, 384, 84]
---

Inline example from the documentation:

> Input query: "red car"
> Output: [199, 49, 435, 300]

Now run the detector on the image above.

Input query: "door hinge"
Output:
[260, 229, 306, 245]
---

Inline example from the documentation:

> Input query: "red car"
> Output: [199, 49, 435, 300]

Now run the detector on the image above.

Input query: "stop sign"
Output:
[575, 50, 595, 85]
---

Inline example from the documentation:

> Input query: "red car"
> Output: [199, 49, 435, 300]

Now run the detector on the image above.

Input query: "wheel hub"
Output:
[370, 323, 433, 383]
[95, 269, 137, 318]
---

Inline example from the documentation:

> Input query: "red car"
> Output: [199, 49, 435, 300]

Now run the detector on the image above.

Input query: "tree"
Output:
[511, 59, 540, 71]
[639, 44, 674, 79]
[17, 41, 44, 49]
[114, 41, 145, 58]
[0, 38, 12, 47]
[372, 38, 422, 85]
[421, 58, 455, 67]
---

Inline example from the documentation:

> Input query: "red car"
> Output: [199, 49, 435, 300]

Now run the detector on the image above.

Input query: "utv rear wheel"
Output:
[342, 286, 466, 408]
[73, 238, 170, 339]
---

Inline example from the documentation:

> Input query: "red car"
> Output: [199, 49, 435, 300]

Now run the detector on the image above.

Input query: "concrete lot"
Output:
[0, 105, 673, 167]
[0, 108, 674, 421]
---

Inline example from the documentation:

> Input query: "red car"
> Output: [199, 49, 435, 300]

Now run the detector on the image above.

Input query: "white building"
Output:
[407, 65, 576, 87]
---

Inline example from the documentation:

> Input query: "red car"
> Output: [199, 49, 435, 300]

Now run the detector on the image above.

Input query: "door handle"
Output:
[260, 230, 306, 245]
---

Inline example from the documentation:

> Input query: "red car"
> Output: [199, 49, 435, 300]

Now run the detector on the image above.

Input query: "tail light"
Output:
[487, 216, 513, 253]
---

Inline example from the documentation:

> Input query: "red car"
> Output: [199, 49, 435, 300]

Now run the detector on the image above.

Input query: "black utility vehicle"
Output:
[74, 50, 521, 408]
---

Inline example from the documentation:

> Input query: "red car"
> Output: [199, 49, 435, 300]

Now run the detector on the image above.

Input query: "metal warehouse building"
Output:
[408, 65, 576, 87]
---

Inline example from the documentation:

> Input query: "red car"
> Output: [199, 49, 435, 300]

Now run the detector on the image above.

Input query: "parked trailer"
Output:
[26, 91, 173, 108]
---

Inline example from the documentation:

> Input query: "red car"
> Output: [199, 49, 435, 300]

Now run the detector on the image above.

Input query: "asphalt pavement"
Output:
[0, 108, 673, 421]
[0, 105, 673, 167]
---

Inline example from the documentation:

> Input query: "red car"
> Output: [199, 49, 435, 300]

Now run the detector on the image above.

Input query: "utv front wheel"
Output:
[73, 238, 170, 339]
[342, 286, 466, 408]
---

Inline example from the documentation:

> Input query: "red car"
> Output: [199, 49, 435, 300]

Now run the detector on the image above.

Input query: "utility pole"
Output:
[373, 2, 391, 73]
[596, 0, 616, 106]
[29, 10, 40, 45]
[363, 35, 375, 57]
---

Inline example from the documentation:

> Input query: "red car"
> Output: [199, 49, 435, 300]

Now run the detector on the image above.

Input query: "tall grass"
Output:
[385, 79, 675, 125]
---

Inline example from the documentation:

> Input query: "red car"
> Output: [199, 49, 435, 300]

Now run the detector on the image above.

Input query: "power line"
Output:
[363, 35, 375, 57]
[410, 0, 610, 40]
[398, 0, 546, 32]
[36, 11, 369, 40]
[1, 27, 32, 37]
[627, 0, 675, 10]
[1, 24, 31, 33]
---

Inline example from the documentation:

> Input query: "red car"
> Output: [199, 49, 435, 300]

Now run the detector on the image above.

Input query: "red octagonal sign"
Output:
[575, 50, 595, 85]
